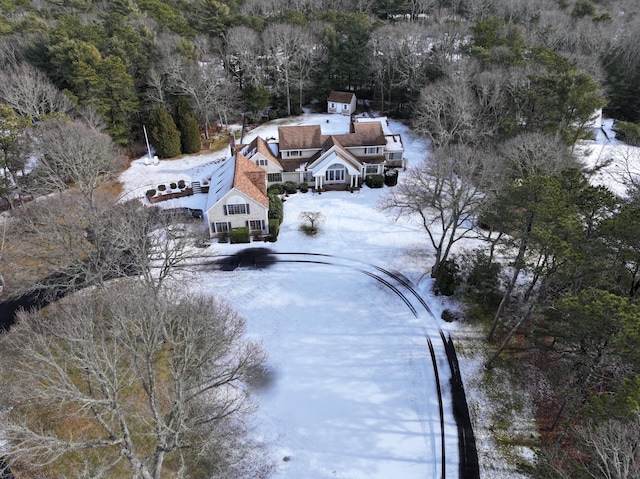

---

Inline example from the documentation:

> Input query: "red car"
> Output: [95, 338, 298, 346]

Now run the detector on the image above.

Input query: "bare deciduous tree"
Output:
[5, 197, 204, 296]
[607, 146, 640, 204]
[166, 57, 240, 135]
[498, 131, 578, 180]
[574, 415, 640, 479]
[369, 25, 404, 113]
[299, 211, 325, 235]
[262, 23, 315, 116]
[0, 63, 73, 120]
[145, 66, 170, 110]
[378, 145, 490, 276]
[0, 104, 31, 208]
[413, 64, 496, 148]
[409, 0, 436, 18]
[224, 26, 265, 91]
[0, 281, 271, 479]
[111, 202, 208, 292]
[30, 118, 122, 204]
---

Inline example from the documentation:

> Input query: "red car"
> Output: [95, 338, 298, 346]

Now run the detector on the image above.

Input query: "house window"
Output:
[365, 147, 379, 154]
[248, 220, 264, 231]
[256, 159, 267, 166]
[365, 164, 379, 174]
[225, 203, 248, 215]
[330, 103, 335, 108]
[389, 152, 403, 160]
[343, 104, 348, 110]
[215, 222, 230, 233]
[303, 172, 313, 183]
[325, 163, 345, 183]
[288, 150, 301, 157]
[267, 172, 282, 182]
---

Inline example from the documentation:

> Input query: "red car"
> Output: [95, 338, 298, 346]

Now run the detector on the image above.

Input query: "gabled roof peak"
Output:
[328, 90, 356, 103]
[234, 153, 269, 207]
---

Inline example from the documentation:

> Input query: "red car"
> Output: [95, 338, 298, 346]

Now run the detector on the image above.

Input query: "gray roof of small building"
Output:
[327, 90, 356, 104]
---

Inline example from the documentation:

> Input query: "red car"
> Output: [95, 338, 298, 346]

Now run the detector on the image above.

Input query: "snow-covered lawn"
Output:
[120, 112, 640, 478]
[576, 119, 640, 197]
[190, 189, 465, 478]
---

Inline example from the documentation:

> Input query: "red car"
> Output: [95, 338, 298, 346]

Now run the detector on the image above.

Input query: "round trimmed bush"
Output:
[284, 181, 298, 194]
[365, 174, 385, 188]
[268, 183, 285, 195]
[384, 169, 399, 186]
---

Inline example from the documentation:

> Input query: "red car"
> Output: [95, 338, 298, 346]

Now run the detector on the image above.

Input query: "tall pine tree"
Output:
[174, 97, 201, 154]
[149, 107, 181, 158]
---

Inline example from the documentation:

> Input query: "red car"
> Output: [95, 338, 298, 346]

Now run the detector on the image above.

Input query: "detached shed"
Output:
[327, 91, 357, 115]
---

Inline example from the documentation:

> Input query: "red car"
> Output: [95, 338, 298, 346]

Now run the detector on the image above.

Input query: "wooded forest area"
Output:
[1, 0, 640, 478]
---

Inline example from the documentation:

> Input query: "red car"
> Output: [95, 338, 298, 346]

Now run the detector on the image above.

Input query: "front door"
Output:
[325, 163, 346, 184]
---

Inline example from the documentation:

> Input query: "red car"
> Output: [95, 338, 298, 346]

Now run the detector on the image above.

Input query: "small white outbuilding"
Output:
[327, 91, 357, 115]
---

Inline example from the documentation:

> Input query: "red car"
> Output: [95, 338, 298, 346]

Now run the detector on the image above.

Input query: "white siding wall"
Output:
[206, 190, 269, 237]
[281, 149, 319, 160]
[282, 171, 302, 183]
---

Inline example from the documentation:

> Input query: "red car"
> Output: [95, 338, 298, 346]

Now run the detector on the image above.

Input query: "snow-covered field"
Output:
[119, 112, 640, 478]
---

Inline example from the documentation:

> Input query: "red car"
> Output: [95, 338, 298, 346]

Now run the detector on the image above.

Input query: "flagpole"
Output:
[143, 124, 152, 160]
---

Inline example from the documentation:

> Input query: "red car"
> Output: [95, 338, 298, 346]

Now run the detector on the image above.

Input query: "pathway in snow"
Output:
[190, 237, 458, 479]
[195, 260, 459, 479]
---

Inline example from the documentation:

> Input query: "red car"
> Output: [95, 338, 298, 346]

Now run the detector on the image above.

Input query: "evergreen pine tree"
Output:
[149, 107, 181, 158]
[174, 97, 201, 154]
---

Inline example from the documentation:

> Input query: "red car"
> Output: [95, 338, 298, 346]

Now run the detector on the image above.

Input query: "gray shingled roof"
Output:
[333, 122, 385, 147]
[327, 90, 356, 104]
[278, 125, 324, 151]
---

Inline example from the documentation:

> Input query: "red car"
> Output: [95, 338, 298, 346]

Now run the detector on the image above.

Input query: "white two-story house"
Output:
[236, 116, 404, 191]
[204, 152, 269, 238]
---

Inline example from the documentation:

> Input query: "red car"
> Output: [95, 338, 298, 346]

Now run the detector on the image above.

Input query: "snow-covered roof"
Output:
[204, 156, 235, 212]
[385, 134, 404, 153]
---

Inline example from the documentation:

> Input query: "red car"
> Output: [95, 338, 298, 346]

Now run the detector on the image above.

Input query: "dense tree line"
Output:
[0, 0, 638, 151]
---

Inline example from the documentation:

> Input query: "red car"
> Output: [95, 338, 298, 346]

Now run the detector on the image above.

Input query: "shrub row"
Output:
[148, 180, 189, 196]
[268, 174, 397, 192]
[268, 181, 313, 195]
[284, 181, 297, 194]
[268, 183, 285, 194]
